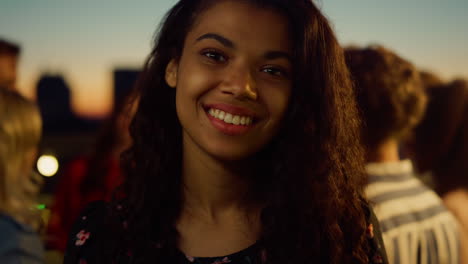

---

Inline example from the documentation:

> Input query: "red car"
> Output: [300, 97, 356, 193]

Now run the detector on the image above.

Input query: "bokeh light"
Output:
[37, 155, 59, 177]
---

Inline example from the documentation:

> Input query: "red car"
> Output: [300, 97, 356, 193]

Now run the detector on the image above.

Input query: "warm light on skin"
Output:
[37, 155, 59, 177]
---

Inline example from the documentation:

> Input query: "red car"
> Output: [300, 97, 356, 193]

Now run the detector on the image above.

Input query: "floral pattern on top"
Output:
[75, 230, 90, 246]
[64, 201, 388, 264]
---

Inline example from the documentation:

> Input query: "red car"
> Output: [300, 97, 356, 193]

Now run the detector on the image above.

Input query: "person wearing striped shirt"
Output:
[345, 45, 464, 264]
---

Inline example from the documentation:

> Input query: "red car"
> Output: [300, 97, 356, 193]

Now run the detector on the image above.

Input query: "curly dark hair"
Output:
[104, 0, 369, 263]
[411, 79, 468, 195]
[345, 45, 427, 151]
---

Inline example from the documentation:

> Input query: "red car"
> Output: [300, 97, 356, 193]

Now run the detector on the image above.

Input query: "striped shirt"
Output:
[365, 160, 460, 264]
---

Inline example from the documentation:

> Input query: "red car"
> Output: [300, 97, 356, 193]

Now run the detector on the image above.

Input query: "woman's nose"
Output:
[220, 67, 258, 101]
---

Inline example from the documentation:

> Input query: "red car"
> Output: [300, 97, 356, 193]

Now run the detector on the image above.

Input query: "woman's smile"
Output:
[204, 103, 256, 136]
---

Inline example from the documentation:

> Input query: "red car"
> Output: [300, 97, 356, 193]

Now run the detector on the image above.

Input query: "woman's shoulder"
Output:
[0, 214, 22, 253]
[0, 213, 44, 263]
[68, 200, 109, 233]
[64, 200, 114, 263]
[0, 213, 40, 241]
[0, 213, 20, 230]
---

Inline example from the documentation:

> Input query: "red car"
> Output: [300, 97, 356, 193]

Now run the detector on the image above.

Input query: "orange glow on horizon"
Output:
[18, 67, 114, 119]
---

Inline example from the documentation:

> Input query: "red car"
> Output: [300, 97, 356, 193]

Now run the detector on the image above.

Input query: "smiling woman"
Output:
[166, 2, 292, 161]
[63, 0, 388, 263]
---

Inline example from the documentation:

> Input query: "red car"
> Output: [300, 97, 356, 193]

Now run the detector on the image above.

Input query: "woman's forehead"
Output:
[186, 0, 292, 53]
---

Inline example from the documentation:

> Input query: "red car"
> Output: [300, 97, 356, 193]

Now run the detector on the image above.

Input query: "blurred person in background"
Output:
[408, 78, 468, 258]
[345, 45, 465, 264]
[46, 88, 139, 253]
[0, 88, 44, 263]
[409, 79, 467, 192]
[405, 71, 445, 188]
[419, 71, 444, 90]
[0, 39, 20, 91]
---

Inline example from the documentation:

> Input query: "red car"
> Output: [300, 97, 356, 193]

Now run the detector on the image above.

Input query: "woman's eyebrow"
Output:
[264, 51, 292, 63]
[195, 33, 235, 48]
[195, 33, 291, 62]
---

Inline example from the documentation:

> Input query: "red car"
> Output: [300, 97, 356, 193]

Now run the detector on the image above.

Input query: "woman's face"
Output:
[166, 0, 292, 161]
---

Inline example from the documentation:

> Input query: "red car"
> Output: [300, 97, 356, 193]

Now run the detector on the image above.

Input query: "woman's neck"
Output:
[177, 144, 262, 257]
[181, 144, 255, 222]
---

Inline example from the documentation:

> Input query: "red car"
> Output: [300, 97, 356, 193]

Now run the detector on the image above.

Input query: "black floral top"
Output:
[64, 201, 388, 264]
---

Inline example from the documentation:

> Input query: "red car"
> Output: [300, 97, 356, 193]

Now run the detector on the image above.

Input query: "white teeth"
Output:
[224, 113, 233, 123]
[207, 108, 253, 126]
[218, 111, 225, 120]
[232, 115, 240, 125]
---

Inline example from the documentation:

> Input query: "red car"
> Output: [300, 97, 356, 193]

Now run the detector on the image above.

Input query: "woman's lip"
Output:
[204, 103, 257, 118]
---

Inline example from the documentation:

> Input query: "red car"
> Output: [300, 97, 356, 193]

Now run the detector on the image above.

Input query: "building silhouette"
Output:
[36, 74, 98, 133]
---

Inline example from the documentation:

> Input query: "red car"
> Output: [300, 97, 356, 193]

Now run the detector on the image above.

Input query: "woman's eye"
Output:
[201, 50, 227, 63]
[262, 67, 289, 78]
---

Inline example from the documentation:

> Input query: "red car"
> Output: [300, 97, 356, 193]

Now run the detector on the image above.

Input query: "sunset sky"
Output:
[1, 0, 467, 118]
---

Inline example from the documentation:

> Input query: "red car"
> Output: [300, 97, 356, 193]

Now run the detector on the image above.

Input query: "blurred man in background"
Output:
[345, 45, 465, 264]
[0, 38, 20, 91]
